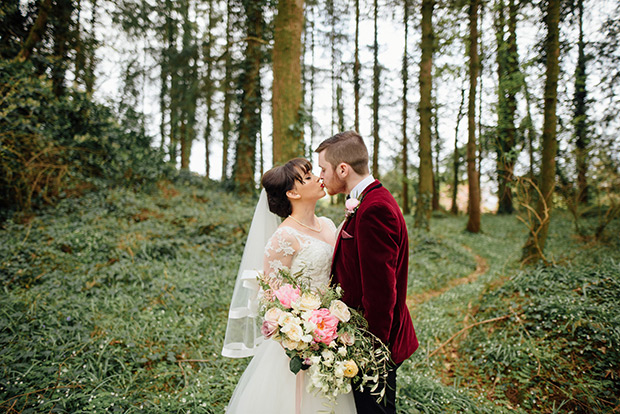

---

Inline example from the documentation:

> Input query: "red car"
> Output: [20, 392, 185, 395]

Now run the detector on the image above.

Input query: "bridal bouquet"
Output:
[257, 268, 391, 407]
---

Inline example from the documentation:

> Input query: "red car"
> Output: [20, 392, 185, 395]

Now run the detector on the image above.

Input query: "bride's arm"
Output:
[262, 228, 299, 279]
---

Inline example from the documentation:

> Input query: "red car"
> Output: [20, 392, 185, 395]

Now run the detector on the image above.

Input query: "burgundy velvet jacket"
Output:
[331, 180, 418, 365]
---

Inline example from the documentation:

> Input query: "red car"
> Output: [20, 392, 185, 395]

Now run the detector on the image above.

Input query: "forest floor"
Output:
[0, 181, 618, 413]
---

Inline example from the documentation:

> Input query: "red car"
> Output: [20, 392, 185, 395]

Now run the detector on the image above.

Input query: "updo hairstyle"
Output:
[261, 158, 312, 218]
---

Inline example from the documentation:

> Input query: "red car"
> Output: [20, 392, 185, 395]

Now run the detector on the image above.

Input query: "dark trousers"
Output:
[353, 363, 400, 414]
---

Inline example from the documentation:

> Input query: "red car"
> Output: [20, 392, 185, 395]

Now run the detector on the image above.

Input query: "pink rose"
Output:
[345, 198, 360, 212]
[309, 308, 339, 345]
[274, 284, 301, 308]
[261, 320, 278, 338]
[338, 331, 355, 346]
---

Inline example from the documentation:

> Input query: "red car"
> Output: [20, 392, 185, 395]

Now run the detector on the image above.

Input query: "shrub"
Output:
[0, 61, 171, 214]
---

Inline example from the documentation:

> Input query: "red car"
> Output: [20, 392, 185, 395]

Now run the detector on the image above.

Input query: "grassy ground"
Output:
[1, 182, 618, 413]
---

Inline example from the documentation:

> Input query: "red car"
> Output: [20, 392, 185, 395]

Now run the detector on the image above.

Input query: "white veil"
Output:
[222, 189, 281, 358]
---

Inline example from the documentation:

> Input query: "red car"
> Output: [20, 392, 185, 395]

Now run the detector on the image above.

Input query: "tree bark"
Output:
[272, 0, 305, 164]
[495, 0, 519, 214]
[401, 0, 410, 215]
[574, 0, 589, 205]
[415, 0, 434, 230]
[354, 0, 360, 132]
[451, 88, 466, 215]
[16, 0, 53, 62]
[204, 0, 216, 178]
[522, 0, 561, 263]
[234, 0, 264, 193]
[50, 0, 73, 97]
[221, 0, 233, 180]
[372, 0, 380, 178]
[84, 0, 97, 96]
[466, 0, 481, 233]
[432, 100, 440, 211]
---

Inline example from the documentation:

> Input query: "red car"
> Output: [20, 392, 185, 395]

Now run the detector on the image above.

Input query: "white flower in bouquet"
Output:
[264, 307, 284, 323]
[298, 291, 322, 311]
[329, 299, 351, 322]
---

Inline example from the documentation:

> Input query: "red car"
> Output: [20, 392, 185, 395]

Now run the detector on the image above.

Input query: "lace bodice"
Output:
[263, 217, 337, 289]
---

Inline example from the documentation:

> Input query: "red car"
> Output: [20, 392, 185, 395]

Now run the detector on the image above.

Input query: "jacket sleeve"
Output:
[356, 203, 400, 344]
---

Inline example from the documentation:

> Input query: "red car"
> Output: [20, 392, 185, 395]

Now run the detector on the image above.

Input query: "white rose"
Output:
[298, 292, 321, 311]
[264, 307, 284, 323]
[329, 300, 351, 323]
[281, 321, 303, 342]
[282, 337, 300, 350]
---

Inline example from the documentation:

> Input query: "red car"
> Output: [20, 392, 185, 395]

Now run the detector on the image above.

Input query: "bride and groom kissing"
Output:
[223, 131, 418, 413]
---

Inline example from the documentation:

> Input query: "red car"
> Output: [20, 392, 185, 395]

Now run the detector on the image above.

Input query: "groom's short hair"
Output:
[315, 131, 369, 175]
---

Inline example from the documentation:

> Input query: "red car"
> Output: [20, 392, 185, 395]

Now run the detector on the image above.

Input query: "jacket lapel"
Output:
[331, 180, 382, 273]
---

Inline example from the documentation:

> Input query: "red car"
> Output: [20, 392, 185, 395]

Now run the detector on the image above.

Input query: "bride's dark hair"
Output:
[261, 158, 313, 218]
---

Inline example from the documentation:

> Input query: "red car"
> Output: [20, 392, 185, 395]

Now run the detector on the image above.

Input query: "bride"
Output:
[222, 158, 356, 413]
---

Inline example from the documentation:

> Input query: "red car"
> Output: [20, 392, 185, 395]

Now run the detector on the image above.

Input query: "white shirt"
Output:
[349, 175, 375, 200]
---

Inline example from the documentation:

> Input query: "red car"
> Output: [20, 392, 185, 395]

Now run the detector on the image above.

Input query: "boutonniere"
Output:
[344, 197, 360, 219]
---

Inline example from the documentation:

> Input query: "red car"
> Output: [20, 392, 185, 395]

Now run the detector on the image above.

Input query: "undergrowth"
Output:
[1, 182, 618, 413]
[0, 181, 254, 412]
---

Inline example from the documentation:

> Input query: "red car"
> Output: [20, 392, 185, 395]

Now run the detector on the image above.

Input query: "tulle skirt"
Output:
[226, 339, 357, 413]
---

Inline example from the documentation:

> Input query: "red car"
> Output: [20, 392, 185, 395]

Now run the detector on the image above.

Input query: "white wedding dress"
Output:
[226, 217, 357, 414]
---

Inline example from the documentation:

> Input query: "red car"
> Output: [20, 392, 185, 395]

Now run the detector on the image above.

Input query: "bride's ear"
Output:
[286, 189, 301, 200]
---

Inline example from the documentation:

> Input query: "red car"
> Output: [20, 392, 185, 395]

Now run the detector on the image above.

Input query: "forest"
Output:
[1, 0, 619, 412]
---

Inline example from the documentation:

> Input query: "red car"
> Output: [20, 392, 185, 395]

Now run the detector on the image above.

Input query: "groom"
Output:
[316, 131, 418, 414]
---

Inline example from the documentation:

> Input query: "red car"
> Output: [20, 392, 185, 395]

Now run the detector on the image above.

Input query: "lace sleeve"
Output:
[263, 227, 299, 278]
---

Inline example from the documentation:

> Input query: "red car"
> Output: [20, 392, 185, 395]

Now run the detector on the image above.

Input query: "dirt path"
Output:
[406, 246, 489, 310]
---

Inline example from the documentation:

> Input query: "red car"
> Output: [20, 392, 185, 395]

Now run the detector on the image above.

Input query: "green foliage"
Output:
[1, 180, 617, 413]
[408, 228, 477, 294]
[0, 61, 172, 213]
[0, 183, 254, 412]
[456, 217, 620, 413]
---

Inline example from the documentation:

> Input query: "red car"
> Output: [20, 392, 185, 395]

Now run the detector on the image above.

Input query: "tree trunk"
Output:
[179, 0, 196, 171]
[432, 99, 440, 211]
[522, 0, 561, 263]
[51, 0, 73, 97]
[451, 88, 466, 215]
[16, 0, 53, 62]
[354, 0, 360, 132]
[574, 0, 589, 205]
[84, 0, 97, 96]
[272, 0, 305, 164]
[523, 83, 536, 178]
[401, 0, 410, 215]
[204, 0, 216, 178]
[233, 0, 264, 193]
[328, 0, 336, 135]
[415, 0, 434, 230]
[309, 4, 316, 148]
[371, 0, 380, 178]
[221, 0, 233, 180]
[495, 0, 518, 214]
[466, 0, 481, 233]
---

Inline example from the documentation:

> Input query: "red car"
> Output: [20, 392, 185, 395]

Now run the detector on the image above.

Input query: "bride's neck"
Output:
[290, 202, 317, 221]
